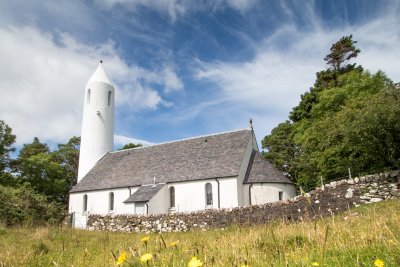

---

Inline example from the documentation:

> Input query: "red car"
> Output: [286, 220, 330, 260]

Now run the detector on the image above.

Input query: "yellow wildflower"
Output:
[240, 264, 249, 267]
[188, 256, 203, 267]
[374, 258, 384, 267]
[140, 236, 150, 242]
[311, 262, 319, 266]
[140, 253, 153, 263]
[116, 251, 126, 265]
[170, 241, 179, 247]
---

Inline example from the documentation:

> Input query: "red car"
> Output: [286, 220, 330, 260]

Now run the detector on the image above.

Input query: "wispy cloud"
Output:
[94, 0, 258, 21]
[194, 2, 400, 141]
[0, 26, 182, 145]
[114, 134, 155, 148]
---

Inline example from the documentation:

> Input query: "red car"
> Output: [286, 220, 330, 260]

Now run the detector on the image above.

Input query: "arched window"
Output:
[109, 192, 114, 211]
[83, 194, 88, 213]
[107, 91, 112, 106]
[205, 183, 213, 206]
[169, 187, 175, 208]
[87, 89, 91, 104]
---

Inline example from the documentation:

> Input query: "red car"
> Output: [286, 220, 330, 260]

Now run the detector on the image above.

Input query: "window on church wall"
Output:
[169, 187, 175, 208]
[107, 91, 112, 106]
[205, 183, 213, 206]
[279, 191, 283, 201]
[83, 194, 88, 213]
[109, 192, 114, 211]
[87, 89, 91, 104]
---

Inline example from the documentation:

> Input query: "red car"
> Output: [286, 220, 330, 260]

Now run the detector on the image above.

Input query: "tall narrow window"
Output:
[109, 192, 114, 211]
[87, 89, 91, 104]
[83, 194, 88, 213]
[278, 191, 283, 201]
[169, 187, 175, 208]
[107, 91, 112, 106]
[205, 183, 213, 206]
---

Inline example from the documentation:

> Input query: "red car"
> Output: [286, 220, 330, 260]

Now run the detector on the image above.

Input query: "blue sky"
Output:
[0, 0, 399, 150]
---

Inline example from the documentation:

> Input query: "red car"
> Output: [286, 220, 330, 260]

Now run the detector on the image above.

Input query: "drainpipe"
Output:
[249, 184, 253, 205]
[215, 178, 220, 209]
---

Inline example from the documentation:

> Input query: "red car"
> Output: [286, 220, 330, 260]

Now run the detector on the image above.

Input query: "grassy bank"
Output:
[1, 200, 399, 266]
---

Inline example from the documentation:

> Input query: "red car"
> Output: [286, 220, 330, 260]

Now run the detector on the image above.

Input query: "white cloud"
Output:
[163, 66, 183, 93]
[0, 26, 179, 145]
[114, 134, 155, 147]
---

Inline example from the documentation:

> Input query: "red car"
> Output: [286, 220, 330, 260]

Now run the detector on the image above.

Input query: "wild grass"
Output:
[0, 199, 399, 266]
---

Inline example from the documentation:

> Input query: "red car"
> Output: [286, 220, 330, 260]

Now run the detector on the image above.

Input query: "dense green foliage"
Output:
[0, 121, 16, 186]
[0, 120, 79, 225]
[119, 142, 143, 150]
[0, 185, 64, 226]
[262, 35, 400, 190]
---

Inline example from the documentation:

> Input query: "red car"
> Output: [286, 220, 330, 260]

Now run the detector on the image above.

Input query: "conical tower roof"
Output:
[86, 61, 112, 86]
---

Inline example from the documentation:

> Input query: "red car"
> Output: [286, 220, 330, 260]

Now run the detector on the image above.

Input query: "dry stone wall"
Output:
[87, 170, 400, 233]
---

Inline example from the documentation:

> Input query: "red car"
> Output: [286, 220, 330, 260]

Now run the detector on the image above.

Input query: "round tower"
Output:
[77, 62, 114, 182]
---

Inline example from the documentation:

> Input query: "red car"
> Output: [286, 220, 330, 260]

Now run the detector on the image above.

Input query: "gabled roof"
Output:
[244, 151, 293, 184]
[123, 184, 165, 203]
[71, 129, 252, 192]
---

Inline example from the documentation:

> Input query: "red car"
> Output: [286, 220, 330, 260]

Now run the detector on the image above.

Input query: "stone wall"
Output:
[87, 170, 400, 233]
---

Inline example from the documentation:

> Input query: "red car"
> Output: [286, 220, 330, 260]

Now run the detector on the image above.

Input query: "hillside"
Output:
[0, 199, 399, 266]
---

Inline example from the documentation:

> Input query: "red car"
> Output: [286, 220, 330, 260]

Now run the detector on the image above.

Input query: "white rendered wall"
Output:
[237, 130, 259, 206]
[69, 187, 136, 221]
[218, 177, 238, 208]
[148, 185, 169, 215]
[78, 64, 115, 181]
[163, 179, 234, 213]
[250, 183, 296, 205]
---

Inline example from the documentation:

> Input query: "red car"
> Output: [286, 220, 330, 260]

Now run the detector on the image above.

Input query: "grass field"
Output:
[0, 199, 399, 266]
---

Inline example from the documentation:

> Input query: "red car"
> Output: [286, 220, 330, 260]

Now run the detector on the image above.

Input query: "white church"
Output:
[69, 63, 296, 228]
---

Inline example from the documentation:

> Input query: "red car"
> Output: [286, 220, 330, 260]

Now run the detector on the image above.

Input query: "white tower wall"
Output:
[78, 63, 114, 182]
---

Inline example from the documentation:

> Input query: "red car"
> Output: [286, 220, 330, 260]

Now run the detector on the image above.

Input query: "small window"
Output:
[278, 191, 283, 201]
[107, 91, 112, 106]
[87, 89, 91, 104]
[83, 194, 88, 213]
[169, 187, 175, 208]
[205, 183, 213, 206]
[109, 192, 114, 211]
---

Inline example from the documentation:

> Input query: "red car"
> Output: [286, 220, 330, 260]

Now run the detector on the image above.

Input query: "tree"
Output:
[0, 120, 16, 186]
[18, 152, 68, 202]
[54, 136, 80, 188]
[263, 35, 399, 190]
[119, 143, 142, 150]
[261, 121, 296, 180]
[290, 35, 362, 122]
[295, 71, 396, 182]
[324, 35, 361, 72]
[15, 137, 69, 203]
[17, 137, 49, 161]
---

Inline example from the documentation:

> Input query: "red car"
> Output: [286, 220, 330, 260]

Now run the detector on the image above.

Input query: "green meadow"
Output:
[1, 200, 399, 267]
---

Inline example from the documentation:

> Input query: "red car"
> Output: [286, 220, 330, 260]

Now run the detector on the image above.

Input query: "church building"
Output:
[69, 63, 296, 229]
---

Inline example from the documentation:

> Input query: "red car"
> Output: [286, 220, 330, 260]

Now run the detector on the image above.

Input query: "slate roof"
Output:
[244, 151, 293, 184]
[123, 184, 165, 203]
[71, 129, 253, 192]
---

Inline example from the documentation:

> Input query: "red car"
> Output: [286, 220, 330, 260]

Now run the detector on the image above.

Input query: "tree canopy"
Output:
[263, 35, 399, 190]
[0, 120, 16, 186]
[0, 125, 80, 225]
[119, 143, 143, 150]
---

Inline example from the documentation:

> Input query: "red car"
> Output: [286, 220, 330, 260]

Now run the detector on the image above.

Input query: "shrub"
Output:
[0, 184, 64, 226]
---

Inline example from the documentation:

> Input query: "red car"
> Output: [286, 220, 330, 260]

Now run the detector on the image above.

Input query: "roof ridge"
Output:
[110, 127, 252, 154]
